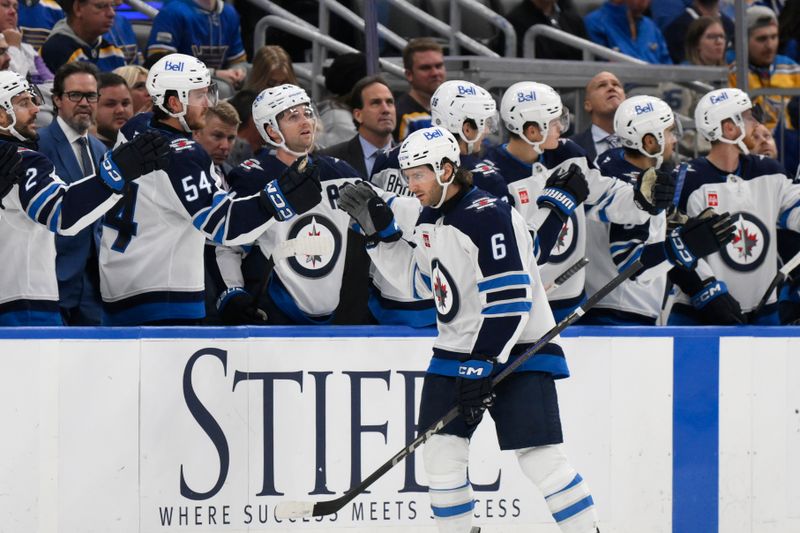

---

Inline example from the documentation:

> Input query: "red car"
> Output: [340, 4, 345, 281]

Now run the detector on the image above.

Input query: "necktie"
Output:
[77, 137, 94, 178]
[605, 134, 621, 149]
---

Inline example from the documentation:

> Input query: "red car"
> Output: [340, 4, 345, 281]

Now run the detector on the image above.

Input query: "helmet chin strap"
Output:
[719, 117, 749, 154]
[0, 107, 28, 141]
[269, 126, 313, 158]
[519, 123, 547, 155]
[432, 167, 454, 209]
[160, 101, 192, 133]
[458, 129, 484, 155]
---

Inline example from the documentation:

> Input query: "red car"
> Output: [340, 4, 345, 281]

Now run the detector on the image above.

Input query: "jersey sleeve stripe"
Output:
[617, 244, 644, 272]
[27, 182, 61, 221]
[486, 287, 529, 303]
[48, 203, 63, 233]
[192, 192, 228, 231]
[477, 272, 531, 292]
[779, 199, 800, 228]
[481, 301, 532, 315]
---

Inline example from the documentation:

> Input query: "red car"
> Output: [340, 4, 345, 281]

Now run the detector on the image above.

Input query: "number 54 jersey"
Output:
[99, 121, 273, 325]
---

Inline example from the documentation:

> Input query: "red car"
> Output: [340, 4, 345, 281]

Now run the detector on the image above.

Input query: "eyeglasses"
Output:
[63, 91, 99, 103]
[90, 1, 115, 11]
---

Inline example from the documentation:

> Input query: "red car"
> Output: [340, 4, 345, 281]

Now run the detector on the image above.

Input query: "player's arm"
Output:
[470, 210, 532, 363]
[585, 166, 674, 225]
[776, 171, 800, 233]
[208, 243, 268, 324]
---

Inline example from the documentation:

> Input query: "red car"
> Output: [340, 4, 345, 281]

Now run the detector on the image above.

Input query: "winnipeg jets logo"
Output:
[548, 213, 578, 264]
[241, 158, 263, 171]
[720, 212, 769, 272]
[286, 214, 342, 278]
[430, 259, 459, 323]
[169, 139, 195, 152]
[466, 197, 498, 211]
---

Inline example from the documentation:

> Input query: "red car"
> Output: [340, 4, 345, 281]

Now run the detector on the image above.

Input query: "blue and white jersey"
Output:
[105, 14, 142, 65]
[367, 146, 512, 326]
[214, 151, 367, 324]
[0, 139, 122, 325]
[484, 140, 651, 318]
[99, 120, 273, 326]
[19, 0, 64, 51]
[146, 0, 246, 69]
[589, 149, 670, 322]
[368, 186, 568, 377]
[673, 154, 800, 312]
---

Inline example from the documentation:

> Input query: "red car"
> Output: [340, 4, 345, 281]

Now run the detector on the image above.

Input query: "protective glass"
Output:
[667, 118, 684, 142]
[188, 83, 219, 108]
[280, 104, 316, 126]
[12, 84, 43, 111]
[550, 108, 570, 133]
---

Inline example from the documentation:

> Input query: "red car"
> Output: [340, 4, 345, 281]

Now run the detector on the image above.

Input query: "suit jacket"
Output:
[318, 134, 368, 179]
[570, 127, 596, 164]
[37, 119, 107, 324]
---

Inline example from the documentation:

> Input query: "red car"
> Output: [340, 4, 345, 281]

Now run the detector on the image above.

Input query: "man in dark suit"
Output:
[38, 61, 108, 325]
[570, 70, 626, 163]
[319, 75, 395, 178]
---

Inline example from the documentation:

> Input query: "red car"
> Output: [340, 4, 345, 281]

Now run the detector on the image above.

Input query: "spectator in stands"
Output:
[649, 0, 690, 31]
[570, 70, 626, 162]
[243, 44, 297, 94]
[0, 0, 54, 83]
[747, 122, 779, 159]
[18, 0, 63, 51]
[104, 0, 140, 65]
[776, 96, 799, 179]
[584, 0, 672, 64]
[394, 38, 446, 142]
[226, 89, 261, 167]
[778, 1, 799, 62]
[37, 62, 107, 325]
[729, 6, 800, 130]
[318, 75, 395, 178]
[40, 0, 125, 73]
[317, 52, 366, 148]
[193, 101, 239, 181]
[114, 64, 149, 114]
[503, 0, 588, 59]
[684, 16, 728, 66]
[146, 0, 247, 91]
[92, 71, 131, 148]
[665, 0, 734, 64]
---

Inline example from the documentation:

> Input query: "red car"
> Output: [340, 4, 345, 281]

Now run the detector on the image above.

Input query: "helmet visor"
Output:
[549, 108, 570, 134]
[188, 83, 219, 108]
[279, 104, 317, 126]
[11, 84, 42, 112]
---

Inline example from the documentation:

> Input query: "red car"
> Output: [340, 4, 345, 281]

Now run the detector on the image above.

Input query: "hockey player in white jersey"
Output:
[484, 81, 674, 320]
[339, 126, 601, 533]
[210, 84, 377, 324]
[364, 80, 511, 327]
[669, 88, 800, 325]
[0, 70, 171, 325]
[586, 95, 735, 324]
[101, 55, 322, 326]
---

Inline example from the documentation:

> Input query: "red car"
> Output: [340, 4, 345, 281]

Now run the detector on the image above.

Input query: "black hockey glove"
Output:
[338, 181, 401, 247]
[536, 163, 589, 222]
[689, 278, 745, 325]
[99, 131, 171, 192]
[666, 208, 736, 270]
[634, 167, 675, 215]
[0, 143, 23, 209]
[216, 288, 268, 325]
[260, 156, 322, 221]
[455, 359, 495, 426]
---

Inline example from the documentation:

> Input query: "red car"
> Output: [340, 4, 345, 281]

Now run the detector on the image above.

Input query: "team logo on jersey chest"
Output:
[466, 197, 498, 211]
[720, 212, 769, 272]
[548, 212, 579, 264]
[430, 259, 459, 323]
[285, 214, 342, 278]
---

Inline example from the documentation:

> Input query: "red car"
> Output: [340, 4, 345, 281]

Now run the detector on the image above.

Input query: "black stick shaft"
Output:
[311, 260, 643, 517]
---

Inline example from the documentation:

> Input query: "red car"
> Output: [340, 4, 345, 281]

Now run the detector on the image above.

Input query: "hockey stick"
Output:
[270, 234, 334, 262]
[275, 260, 644, 519]
[752, 249, 800, 316]
[545, 257, 589, 295]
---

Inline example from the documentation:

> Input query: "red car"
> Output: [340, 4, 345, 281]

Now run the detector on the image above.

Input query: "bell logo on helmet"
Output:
[634, 102, 654, 115]
[164, 60, 185, 72]
[710, 92, 729, 105]
[516, 91, 537, 103]
[423, 129, 444, 140]
[457, 85, 476, 96]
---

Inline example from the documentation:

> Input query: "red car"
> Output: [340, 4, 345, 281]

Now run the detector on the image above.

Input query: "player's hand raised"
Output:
[537, 163, 588, 222]
[338, 181, 401, 246]
[260, 156, 321, 221]
[634, 167, 675, 214]
[666, 208, 735, 269]
[99, 131, 171, 192]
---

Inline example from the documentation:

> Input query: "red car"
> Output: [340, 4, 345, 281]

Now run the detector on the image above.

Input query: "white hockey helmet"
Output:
[399, 126, 461, 208]
[0, 70, 43, 141]
[694, 88, 753, 154]
[147, 53, 217, 132]
[252, 83, 315, 156]
[501, 81, 569, 154]
[614, 95, 675, 168]
[430, 80, 497, 154]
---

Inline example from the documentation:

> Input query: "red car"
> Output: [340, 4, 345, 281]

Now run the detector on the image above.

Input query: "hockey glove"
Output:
[666, 208, 736, 269]
[260, 156, 322, 221]
[216, 288, 268, 325]
[690, 278, 745, 325]
[99, 131, 170, 192]
[634, 167, 675, 215]
[0, 143, 23, 209]
[338, 181, 401, 247]
[536, 163, 589, 222]
[456, 359, 495, 426]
